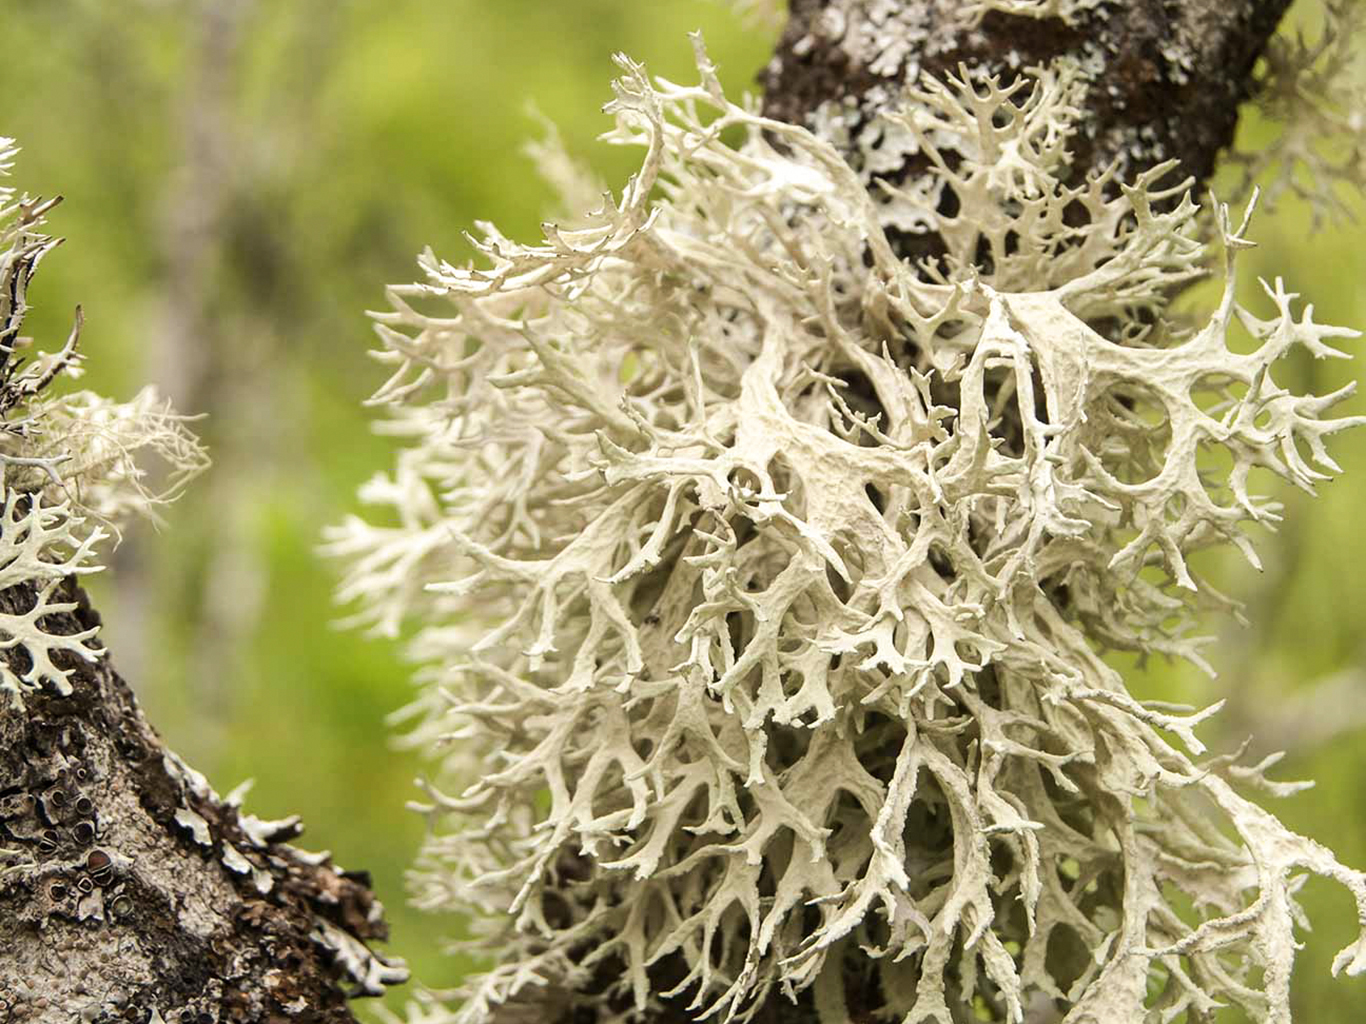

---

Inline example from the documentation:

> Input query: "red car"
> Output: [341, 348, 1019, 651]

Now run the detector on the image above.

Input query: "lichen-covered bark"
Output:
[762, 0, 1291, 257]
[0, 580, 406, 1023]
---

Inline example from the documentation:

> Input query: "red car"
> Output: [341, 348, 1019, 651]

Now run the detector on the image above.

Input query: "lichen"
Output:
[335, 36, 1366, 1024]
[0, 139, 208, 701]
[964, 0, 1106, 24]
[0, 490, 103, 696]
[1227, 0, 1366, 226]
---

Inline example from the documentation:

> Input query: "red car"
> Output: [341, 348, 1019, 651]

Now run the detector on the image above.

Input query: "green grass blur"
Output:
[0, 1, 1361, 1020]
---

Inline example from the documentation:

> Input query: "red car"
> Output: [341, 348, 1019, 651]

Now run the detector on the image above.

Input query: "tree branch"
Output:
[762, 0, 1291, 190]
[0, 579, 406, 1022]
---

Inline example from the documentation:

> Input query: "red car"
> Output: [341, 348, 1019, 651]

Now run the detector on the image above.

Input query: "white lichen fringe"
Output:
[332, 37, 1366, 1024]
[0, 138, 208, 701]
[1226, 0, 1366, 226]
[963, 0, 1106, 24]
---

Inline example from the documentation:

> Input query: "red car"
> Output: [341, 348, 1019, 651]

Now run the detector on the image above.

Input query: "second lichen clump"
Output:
[0, 139, 207, 699]
[333, 38, 1366, 1024]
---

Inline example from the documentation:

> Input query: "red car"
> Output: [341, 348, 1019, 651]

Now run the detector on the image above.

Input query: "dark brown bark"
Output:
[0, 580, 405, 1023]
[762, 0, 1291, 193]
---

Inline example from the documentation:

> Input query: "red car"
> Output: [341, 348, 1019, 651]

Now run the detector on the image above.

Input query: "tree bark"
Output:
[762, 0, 1291, 188]
[760, 0, 1291, 275]
[0, 579, 406, 1023]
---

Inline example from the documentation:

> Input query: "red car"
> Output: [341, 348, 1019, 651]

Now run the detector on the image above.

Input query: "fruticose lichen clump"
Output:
[0, 139, 206, 701]
[332, 38, 1366, 1024]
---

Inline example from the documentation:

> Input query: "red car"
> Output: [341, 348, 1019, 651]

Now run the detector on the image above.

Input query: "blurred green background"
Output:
[0, 0, 1361, 1020]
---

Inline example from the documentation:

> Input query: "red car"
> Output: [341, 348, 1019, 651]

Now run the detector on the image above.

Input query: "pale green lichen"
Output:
[1229, 0, 1366, 227]
[0, 139, 207, 700]
[724, 0, 786, 30]
[0, 488, 104, 696]
[334, 37, 1365, 1024]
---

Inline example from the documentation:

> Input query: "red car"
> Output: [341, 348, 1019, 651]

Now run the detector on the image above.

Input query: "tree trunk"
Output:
[761, 0, 1290, 190]
[0, 578, 406, 1023]
[758, 0, 1292, 282]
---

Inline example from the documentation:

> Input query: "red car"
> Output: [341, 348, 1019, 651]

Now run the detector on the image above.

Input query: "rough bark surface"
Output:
[763, 0, 1291, 187]
[0, 580, 405, 1023]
